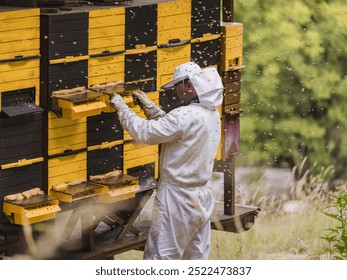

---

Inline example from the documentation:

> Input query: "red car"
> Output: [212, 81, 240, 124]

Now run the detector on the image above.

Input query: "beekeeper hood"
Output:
[162, 62, 224, 109]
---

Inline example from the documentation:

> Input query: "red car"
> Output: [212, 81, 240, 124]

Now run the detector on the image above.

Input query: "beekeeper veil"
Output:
[162, 62, 223, 109]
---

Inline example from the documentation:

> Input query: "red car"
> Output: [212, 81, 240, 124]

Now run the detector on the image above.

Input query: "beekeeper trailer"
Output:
[0, 0, 258, 259]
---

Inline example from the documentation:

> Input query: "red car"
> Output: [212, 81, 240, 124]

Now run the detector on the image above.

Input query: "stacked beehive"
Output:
[0, 7, 60, 224]
[191, 0, 221, 68]
[219, 22, 244, 159]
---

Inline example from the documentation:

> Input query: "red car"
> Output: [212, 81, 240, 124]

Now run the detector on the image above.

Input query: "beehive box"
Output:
[40, 8, 89, 110]
[0, 7, 40, 101]
[88, 7, 125, 86]
[156, 0, 191, 89]
[220, 22, 244, 71]
[191, 0, 220, 39]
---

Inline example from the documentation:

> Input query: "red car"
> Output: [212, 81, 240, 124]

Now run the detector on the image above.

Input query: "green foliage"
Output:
[319, 191, 347, 259]
[235, 0, 347, 178]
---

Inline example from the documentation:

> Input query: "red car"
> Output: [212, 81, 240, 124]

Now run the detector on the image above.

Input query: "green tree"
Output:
[235, 0, 347, 178]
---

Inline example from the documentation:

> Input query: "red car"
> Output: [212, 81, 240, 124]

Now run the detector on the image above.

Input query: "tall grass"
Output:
[209, 207, 336, 260]
[210, 159, 346, 260]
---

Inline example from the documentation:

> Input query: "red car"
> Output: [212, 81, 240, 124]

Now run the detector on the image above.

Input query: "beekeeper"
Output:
[110, 62, 223, 260]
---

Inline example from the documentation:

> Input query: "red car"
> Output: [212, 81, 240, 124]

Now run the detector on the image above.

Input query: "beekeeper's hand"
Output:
[110, 94, 127, 111]
[132, 91, 166, 120]
[132, 91, 153, 109]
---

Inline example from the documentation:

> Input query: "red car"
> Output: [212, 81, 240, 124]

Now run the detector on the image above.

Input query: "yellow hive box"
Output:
[157, 0, 191, 18]
[92, 174, 139, 204]
[123, 141, 159, 179]
[48, 112, 87, 156]
[157, 0, 191, 89]
[157, 13, 191, 45]
[220, 22, 244, 71]
[89, 7, 125, 55]
[88, 7, 125, 87]
[48, 152, 87, 193]
[52, 89, 106, 120]
[88, 54, 125, 87]
[50, 182, 104, 203]
[0, 8, 40, 100]
[3, 194, 61, 225]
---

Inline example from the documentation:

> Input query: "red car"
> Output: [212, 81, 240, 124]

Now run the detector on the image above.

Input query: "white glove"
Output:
[110, 94, 127, 111]
[132, 91, 166, 120]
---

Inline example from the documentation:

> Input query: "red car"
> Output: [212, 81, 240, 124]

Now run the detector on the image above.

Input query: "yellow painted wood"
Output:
[3, 199, 60, 225]
[97, 185, 138, 204]
[145, 91, 159, 102]
[89, 14, 124, 29]
[223, 35, 243, 48]
[123, 154, 158, 170]
[157, 13, 190, 31]
[89, 25, 124, 40]
[0, 67, 39, 83]
[89, 73, 124, 89]
[124, 157, 159, 179]
[89, 54, 124, 66]
[158, 0, 191, 17]
[0, 28, 39, 43]
[48, 156, 87, 191]
[0, 17, 39, 32]
[0, 50, 38, 61]
[89, 7, 125, 18]
[87, 140, 123, 151]
[89, 35, 125, 50]
[48, 134, 86, 156]
[157, 56, 190, 75]
[221, 47, 243, 71]
[49, 122, 86, 138]
[124, 145, 158, 161]
[158, 26, 190, 45]
[88, 60, 124, 77]
[48, 111, 86, 126]
[0, 59, 39, 73]
[221, 22, 243, 38]
[0, 78, 39, 93]
[48, 152, 86, 168]
[1, 157, 44, 170]
[0, 8, 39, 21]
[125, 46, 157, 55]
[49, 55, 90, 65]
[57, 99, 106, 120]
[0, 39, 39, 54]
[157, 44, 190, 62]
[191, 33, 221, 43]
[48, 171, 87, 192]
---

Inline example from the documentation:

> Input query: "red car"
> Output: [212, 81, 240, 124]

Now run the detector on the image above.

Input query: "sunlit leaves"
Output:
[236, 0, 347, 177]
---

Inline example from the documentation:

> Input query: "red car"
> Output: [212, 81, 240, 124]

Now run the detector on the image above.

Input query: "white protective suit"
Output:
[116, 63, 223, 259]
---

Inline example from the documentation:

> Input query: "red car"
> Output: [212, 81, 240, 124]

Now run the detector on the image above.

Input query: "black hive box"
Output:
[40, 8, 89, 110]
[191, 0, 220, 39]
[87, 112, 124, 177]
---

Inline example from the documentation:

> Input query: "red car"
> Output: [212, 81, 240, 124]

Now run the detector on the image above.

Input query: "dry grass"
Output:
[209, 207, 336, 260]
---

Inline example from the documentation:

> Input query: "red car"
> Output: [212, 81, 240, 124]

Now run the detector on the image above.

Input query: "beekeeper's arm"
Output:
[110, 94, 182, 145]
